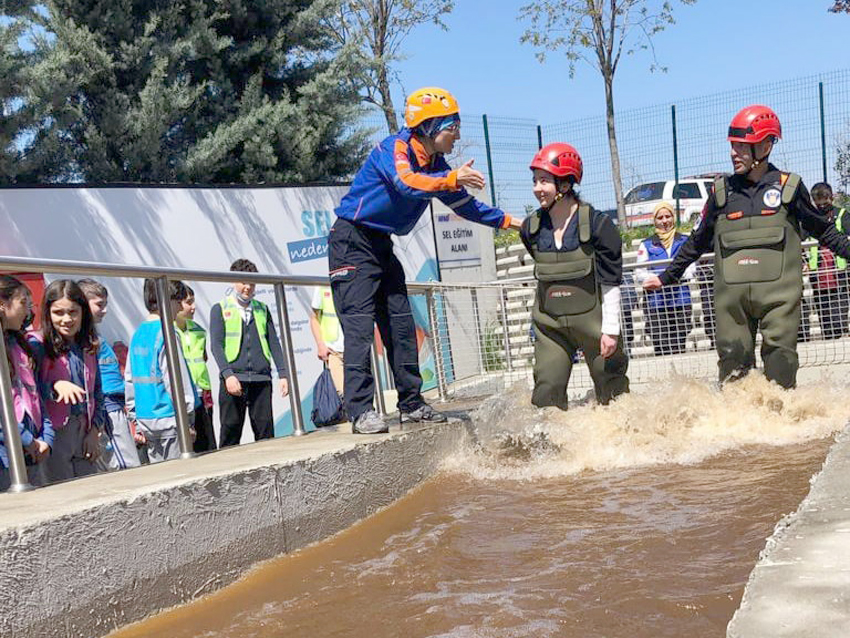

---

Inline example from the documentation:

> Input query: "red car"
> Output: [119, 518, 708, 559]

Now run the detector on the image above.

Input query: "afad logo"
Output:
[287, 210, 334, 264]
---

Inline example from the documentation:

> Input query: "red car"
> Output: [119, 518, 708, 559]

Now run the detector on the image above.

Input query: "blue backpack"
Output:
[310, 367, 347, 427]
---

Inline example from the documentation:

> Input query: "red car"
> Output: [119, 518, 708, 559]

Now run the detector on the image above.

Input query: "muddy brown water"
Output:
[110, 376, 847, 638]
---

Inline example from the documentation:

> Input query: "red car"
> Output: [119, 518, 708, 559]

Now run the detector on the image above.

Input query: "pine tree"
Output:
[14, 0, 368, 183]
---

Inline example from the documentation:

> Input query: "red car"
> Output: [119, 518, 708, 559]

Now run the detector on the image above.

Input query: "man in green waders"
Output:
[643, 105, 850, 388]
[521, 142, 629, 410]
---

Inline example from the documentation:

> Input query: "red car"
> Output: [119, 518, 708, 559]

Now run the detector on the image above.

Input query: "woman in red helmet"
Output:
[643, 105, 850, 388]
[520, 143, 629, 410]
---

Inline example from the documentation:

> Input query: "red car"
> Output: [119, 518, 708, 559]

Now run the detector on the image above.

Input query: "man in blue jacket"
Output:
[330, 86, 522, 434]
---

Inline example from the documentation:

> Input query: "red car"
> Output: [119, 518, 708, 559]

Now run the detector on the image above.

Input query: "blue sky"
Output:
[392, 0, 850, 123]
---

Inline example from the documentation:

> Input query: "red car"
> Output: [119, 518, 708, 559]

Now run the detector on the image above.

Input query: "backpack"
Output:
[310, 367, 347, 427]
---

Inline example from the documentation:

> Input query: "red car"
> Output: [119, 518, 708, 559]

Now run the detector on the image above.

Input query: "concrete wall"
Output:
[0, 424, 466, 638]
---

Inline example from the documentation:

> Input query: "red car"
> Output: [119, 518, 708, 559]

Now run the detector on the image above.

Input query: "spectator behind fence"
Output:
[330, 86, 522, 434]
[643, 105, 850, 388]
[808, 182, 849, 339]
[31, 280, 107, 482]
[125, 279, 196, 463]
[209, 259, 289, 447]
[175, 285, 217, 452]
[78, 279, 141, 470]
[0, 276, 53, 491]
[309, 286, 344, 397]
[520, 143, 629, 411]
[635, 202, 696, 356]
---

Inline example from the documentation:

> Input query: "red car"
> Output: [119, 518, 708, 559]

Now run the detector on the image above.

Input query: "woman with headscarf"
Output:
[635, 202, 696, 356]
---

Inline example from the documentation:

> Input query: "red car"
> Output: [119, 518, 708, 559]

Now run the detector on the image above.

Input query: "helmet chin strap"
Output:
[747, 138, 773, 174]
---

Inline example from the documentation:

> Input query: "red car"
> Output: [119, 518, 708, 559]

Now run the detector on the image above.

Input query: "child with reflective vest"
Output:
[31, 279, 108, 483]
[175, 284, 217, 452]
[125, 279, 196, 463]
[0, 275, 53, 491]
[209, 259, 289, 447]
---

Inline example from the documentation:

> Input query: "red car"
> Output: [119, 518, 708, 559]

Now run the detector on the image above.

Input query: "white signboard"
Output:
[432, 200, 483, 269]
[0, 185, 441, 438]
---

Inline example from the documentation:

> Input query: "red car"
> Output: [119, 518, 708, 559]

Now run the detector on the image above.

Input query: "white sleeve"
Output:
[310, 286, 324, 311]
[633, 241, 651, 284]
[124, 351, 135, 422]
[601, 285, 621, 336]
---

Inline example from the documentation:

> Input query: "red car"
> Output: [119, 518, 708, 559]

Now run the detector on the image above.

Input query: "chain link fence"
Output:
[420, 242, 850, 403]
[360, 68, 850, 219]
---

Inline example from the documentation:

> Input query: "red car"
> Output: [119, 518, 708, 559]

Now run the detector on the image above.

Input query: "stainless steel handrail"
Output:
[0, 255, 337, 486]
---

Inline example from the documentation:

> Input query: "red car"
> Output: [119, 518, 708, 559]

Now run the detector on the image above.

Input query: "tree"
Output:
[0, 1, 38, 184]
[13, 0, 369, 184]
[519, 0, 695, 226]
[324, 0, 454, 134]
[829, 1, 850, 12]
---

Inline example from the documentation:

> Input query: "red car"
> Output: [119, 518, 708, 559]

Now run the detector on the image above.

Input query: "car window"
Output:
[672, 182, 701, 200]
[625, 182, 665, 204]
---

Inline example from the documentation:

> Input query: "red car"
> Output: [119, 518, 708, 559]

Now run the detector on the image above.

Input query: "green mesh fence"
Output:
[357, 68, 850, 221]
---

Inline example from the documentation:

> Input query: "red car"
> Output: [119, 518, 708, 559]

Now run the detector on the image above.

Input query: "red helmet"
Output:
[728, 105, 782, 144]
[530, 143, 583, 184]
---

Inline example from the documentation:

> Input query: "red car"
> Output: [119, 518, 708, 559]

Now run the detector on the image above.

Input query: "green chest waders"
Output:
[527, 205, 629, 410]
[712, 173, 802, 388]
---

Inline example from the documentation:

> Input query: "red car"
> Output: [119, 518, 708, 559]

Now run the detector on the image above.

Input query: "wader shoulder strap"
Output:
[578, 204, 591, 243]
[781, 172, 801, 205]
[527, 210, 542, 236]
[713, 176, 727, 209]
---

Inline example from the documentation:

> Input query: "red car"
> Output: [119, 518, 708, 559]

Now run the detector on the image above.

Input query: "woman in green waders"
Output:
[520, 143, 629, 410]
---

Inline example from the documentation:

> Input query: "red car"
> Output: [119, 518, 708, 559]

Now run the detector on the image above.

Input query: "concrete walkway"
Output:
[727, 423, 850, 637]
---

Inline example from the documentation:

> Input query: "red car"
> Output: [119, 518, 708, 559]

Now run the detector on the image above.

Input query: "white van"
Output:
[623, 178, 714, 227]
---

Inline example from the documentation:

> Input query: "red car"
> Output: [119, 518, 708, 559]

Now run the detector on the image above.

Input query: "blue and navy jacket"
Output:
[128, 321, 175, 420]
[641, 234, 692, 309]
[334, 128, 512, 235]
[97, 340, 125, 412]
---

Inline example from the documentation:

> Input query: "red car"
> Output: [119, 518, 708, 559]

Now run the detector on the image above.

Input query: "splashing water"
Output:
[446, 373, 848, 481]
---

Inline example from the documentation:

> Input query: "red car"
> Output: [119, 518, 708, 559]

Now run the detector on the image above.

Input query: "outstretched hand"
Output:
[507, 216, 523, 230]
[642, 275, 663, 291]
[456, 159, 485, 191]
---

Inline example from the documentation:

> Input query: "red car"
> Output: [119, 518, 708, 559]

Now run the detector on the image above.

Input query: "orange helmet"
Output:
[405, 87, 460, 129]
[728, 105, 782, 144]
[530, 143, 583, 184]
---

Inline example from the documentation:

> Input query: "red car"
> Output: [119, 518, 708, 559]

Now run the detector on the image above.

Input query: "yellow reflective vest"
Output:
[809, 208, 847, 271]
[176, 319, 211, 391]
[221, 296, 271, 363]
[316, 288, 341, 344]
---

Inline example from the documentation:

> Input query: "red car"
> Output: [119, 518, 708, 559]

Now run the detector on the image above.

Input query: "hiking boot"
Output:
[351, 410, 389, 435]
[400, 403, 448, 424]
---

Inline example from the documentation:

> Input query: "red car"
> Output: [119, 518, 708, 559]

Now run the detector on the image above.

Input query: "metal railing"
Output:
[5, 246, 850, 492]
[0, 255, 328, 492]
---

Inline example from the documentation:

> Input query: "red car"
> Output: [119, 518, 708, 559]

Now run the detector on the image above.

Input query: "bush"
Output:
[481, 320, 506, 372]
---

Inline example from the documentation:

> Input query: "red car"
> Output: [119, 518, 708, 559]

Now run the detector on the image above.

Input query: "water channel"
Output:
[110, 375, 846, 638]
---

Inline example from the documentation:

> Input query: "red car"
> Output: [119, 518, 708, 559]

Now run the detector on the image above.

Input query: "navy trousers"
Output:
[328, 218, 424, 420]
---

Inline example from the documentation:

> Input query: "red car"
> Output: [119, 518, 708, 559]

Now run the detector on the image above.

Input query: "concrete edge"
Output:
[727, 422, 850, 637]
[0, 421, 469, 638]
